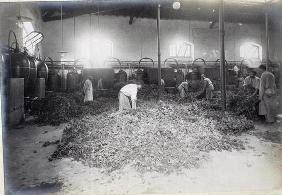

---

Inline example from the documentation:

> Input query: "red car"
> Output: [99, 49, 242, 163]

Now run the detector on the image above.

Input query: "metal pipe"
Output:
[219, 0, 226, 111]
[157, 4, 161, 98]
[61, 3, 63, 51]
[265, 6, 270, 70]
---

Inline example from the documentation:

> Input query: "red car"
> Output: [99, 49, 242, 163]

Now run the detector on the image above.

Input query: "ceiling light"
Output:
[209, 21, 213, 24]
[239, 23, 243, 26]
[172, 1, 181, 10]
[197, 7, 201, 10]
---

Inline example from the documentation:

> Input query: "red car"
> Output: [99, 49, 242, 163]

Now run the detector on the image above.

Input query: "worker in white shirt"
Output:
[200, 74, 214, 100]
[177, 80, 189, 98]
[243, 70, 260, 95]
[83, 76, 93, 103]
[119, 83, 142, 111]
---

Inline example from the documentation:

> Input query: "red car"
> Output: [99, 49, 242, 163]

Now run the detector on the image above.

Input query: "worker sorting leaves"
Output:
[119, 83, 142, 111]
[243, 70, 260, 95]
[258, 65, 277, 123]
[83, 76, 93, 103]
[178, 80, 189, 98]
[199, 74, 214, 100]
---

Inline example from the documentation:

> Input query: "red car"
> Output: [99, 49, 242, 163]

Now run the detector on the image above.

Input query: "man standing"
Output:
[258, 65, 277, 123]
[119, 83, 142, 111]
[200, 74, 214, 100]
[243, 70, 260, 95]
[83, 76, 93, 103]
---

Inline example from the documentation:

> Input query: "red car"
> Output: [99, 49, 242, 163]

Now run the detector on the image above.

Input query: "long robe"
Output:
[83, 79, 93, 103]
[259, 71, 277, 123]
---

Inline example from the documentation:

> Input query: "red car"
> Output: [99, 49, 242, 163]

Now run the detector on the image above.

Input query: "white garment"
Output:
[204, 78, 214, 90]
[161, 79, 165, 86]
[83, 79, 93, 102]
[120, 84, 138, 101]
[243, 76, 260, 89]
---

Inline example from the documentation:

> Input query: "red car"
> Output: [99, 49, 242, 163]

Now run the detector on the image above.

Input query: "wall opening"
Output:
[169, 41, 194, 60]
[22, 21, 35, 55]
[240, 42, 262, 61]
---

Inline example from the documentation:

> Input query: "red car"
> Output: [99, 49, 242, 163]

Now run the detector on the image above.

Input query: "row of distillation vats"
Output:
[2, 29, 280, 125]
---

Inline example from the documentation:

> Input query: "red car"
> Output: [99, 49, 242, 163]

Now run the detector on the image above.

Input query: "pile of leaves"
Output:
[31, 93, 83, 125]
[50, 100, 250, 174]
[202, 109, 254, 134]
[227, 88, 259, 120]
[31, 92, 117, 125]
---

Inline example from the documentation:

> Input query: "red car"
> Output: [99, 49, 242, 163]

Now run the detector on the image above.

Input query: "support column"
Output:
[157, 4, 161, 98]
[219, 0, 226, 111]
[265, 7, 270, 70]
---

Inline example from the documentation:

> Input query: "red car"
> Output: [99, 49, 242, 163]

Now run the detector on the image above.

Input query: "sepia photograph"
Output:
[0, 0, 282, 194]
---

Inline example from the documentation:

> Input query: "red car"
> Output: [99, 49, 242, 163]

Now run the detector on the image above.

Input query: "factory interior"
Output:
[0, 0, 282, 194]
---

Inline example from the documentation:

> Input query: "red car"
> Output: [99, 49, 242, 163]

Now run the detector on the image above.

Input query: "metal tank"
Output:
[37, 57, 49, 81]
[67, 65, 80, 92]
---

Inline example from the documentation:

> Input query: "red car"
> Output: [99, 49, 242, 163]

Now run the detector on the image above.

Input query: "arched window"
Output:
[240, 42, 262, 60]
[169, 41, 194, 60]
[22, 22, 35, 55]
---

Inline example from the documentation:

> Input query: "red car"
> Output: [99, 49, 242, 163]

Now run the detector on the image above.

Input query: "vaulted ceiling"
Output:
[38, 0, 281, 24]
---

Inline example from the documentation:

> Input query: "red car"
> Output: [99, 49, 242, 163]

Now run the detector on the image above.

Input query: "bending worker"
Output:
[119, 83, 142, 111]
[83, 76, 93, 103]
[200, 74, 214, 100]
[243, 70, 260, 95]
[178, 80, 189, 98]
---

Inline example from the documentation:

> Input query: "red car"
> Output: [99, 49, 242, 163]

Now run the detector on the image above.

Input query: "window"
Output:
[90, 39, 113, 67]
[169, 41, 194, 60]
[22, 22, 35, 55]
[75, 35, 113, 68]
[240, 42, 262, 60]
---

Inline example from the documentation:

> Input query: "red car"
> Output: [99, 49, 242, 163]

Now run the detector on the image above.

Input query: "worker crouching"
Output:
[178, 80, 189, 98]
[119, 83, 142, 111]
[199, 74, 214, 100]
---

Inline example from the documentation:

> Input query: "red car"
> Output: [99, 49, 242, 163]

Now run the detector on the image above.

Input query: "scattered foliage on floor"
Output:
[31, 92, 117, 125]
[50, 99, 252, 174]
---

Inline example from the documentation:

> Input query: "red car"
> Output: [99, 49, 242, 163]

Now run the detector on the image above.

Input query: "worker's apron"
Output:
[119, 91, 132, 111]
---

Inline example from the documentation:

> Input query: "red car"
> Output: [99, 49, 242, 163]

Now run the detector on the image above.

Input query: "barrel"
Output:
[136, 69, 144, 82]
[47, 69, 60, 91]
[67, 71, 80, 92]
[116, 69, 127, 83]
[146, 68, 158, 85]
[26, 56, 37, 96]
[161, 68, 176, 87]
[175, 69, 184, 86]
[10, 52, 30, 79]
[82, 68, 115, 89]
[37, 59, 49, 81]
[139, 57, 154, 85]
[60, 69, 68, 92]
[191, 67, 200, 80]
